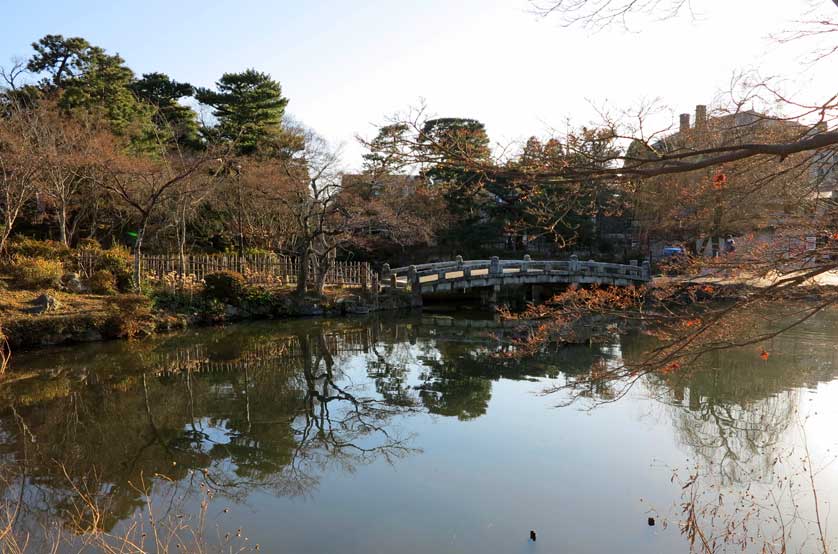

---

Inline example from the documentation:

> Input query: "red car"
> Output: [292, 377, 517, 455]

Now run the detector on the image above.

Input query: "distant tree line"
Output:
[0, 35, 451, 292]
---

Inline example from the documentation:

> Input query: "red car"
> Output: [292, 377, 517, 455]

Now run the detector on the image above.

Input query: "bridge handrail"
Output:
[380, 256, 650, 287]
[390, 260, 492, 274]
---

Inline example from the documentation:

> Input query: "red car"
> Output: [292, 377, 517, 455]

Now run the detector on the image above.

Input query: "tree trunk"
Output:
[58, 202, 68, 246]
[133, 227, 145, 290]
[236, 177, 246, 257]
[314, 266, 327, 295]
[296, 247, 310, 295]
[0, 224, 11, 255]
[178, 238, 187, 279]
[1, 187, 29, 254]
[313, 251, 333, 295]
[176, 204, 187, 278]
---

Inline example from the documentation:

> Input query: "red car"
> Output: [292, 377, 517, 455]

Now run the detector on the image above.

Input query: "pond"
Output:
[2, 309, 838, 553]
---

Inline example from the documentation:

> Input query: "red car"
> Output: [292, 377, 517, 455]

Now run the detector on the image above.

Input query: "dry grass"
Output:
[0, 462, 261, 554]
[0, 276, 111, 320]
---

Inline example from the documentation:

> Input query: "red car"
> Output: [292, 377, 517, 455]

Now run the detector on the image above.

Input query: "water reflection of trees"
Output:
[408, 317, 578, 420]
[9, 309, 836, 536]
[627, 311, 838, 484]
[0, 319, 419, 533]
[0, 313, 632, 533]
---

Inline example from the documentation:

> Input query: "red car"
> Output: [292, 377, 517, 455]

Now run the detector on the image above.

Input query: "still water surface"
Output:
[3, 310, 838, 553]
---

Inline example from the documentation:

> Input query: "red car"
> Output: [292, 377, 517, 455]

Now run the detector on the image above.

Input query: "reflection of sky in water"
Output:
[4, 312, 838, 553]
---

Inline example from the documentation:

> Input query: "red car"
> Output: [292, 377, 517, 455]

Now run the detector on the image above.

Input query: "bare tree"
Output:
[267, 129, 349, 295]
[0, 99, 42, 253]
[530, 0, 695, 29]
[29, 100, 112, 246]
[0, 59, 27, 91]
[94, 147, 221, 287]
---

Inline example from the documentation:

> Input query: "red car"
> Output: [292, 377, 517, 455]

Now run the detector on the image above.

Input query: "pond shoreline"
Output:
[3, 287, 419, 352]
[6, 280, 816, 353]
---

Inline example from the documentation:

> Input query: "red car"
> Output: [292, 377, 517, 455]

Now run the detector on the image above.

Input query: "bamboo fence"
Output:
[77, 252, 373, 291]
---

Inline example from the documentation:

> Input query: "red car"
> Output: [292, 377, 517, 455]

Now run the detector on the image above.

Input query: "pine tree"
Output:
[196, 69, 289, 155]
[131, 72, 200, 148]
[27, 35, 157, 150]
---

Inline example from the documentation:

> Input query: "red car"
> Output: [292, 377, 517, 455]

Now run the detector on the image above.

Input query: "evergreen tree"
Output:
[26, 35, 156, 149]
[195, 69, 289, 155]
[420, 118, 494, 252]
[362, 123, 410, 176]
[26, 34, 92, 90]
[131, 72, 200, 148]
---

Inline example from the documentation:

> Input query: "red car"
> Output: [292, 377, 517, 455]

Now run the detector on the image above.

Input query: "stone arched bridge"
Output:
[379, 255, 650, 304]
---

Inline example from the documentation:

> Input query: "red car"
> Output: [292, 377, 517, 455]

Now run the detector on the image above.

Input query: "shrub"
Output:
[9, 256, 64, 289]
[81, 244, 133, 291]
[103, 294, 153, 339]
[76, 238, 102, 251]
[203, 298, 227, 322]
[8, 238, 71, 261]
[89, 270, 117, 294]
[243, 247, 274, 256]
[203, 271, 246, 304]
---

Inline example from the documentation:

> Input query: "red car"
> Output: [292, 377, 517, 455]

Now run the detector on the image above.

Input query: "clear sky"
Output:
[3, 0, 833, 168]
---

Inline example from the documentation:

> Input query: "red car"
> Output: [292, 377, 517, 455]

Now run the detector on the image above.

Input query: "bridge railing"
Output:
[378, 255, 650, 290]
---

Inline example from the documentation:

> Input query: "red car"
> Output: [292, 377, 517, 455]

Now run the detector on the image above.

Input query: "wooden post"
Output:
[361, 263, 369, 291]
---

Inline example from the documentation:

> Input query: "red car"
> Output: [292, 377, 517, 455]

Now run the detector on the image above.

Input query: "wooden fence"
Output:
[77, 252, 373, 290]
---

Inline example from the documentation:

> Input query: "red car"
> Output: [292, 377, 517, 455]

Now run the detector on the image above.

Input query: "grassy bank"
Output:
[0, 239, 414, 351]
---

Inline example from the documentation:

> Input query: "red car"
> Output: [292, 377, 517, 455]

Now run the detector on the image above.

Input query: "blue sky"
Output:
[3, 0, 833, 168]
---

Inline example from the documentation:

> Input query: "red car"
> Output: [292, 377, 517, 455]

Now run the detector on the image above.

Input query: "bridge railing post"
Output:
[522, 254, 531, 273]
[381, 263, 391, 287]
[641, 260, 651, 281]
[490, 256, 500, 276]
[407, 265, 417, 290]
[569, 254, 579, 273]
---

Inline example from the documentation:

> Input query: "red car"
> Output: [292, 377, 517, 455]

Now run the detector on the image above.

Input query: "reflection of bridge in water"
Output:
[153, 329, 377, 377]
[151, 318, 527, 377]
[380, 255, 650, 304]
